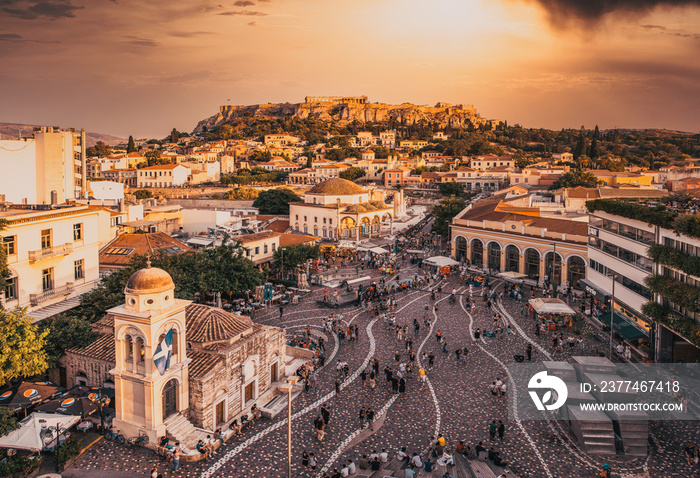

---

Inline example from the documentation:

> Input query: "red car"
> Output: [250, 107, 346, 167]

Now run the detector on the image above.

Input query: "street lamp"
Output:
[286, 376, 299, 478]
[41, 422, 67, 473]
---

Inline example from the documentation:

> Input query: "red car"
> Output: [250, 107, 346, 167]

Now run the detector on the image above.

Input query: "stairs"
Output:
[608, 409, 649, 457]
[164, 413, 211, 453]
[567, 405, 617, 455]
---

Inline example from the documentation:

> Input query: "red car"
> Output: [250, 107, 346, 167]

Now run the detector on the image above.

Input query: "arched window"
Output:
[136, 337, 145, 363]
[487, 242, 501, 272]
[524, 248, 540, 280]
[125, 336, 133, 361]
[455, 237, 467, 262]
[567, 256, 586, 289]
[505, 245, 519, 272]
[471, 239, 483, 265]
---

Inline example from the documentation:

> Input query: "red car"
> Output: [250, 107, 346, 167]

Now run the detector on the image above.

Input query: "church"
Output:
[288, 177, 405, 242]
[59, 263, 286, 446]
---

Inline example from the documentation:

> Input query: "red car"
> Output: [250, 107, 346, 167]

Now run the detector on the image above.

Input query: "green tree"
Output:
[594, 125, 601, 140]
[86, 141, 112, 158]
[170, 128, 180, 144]
[127, 135, 137, 153]
[589, 137, 601, 160]
[339, 167, 366, 181]
[0, 407, 18, 437]
[0, 308, 49, 387]
[274, 244, 320, 270]
[224, 188, 259, 200]
[573, 133, 587, 162]
[549, 171, 602, 190]
[145, 150, 162, 166]
[431, 197, 466, 236]
[133, 190, 153, 200]
[249, 150, 273, 162]
[438, 182, 465, 197]
[253, 189, 301, 215]
[40, 314, 95, 368]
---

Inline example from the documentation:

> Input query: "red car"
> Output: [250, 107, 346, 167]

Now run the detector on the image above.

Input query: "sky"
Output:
[1, 0, 700, 139]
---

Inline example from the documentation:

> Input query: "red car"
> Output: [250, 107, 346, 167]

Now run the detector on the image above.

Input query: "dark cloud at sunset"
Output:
[2, 0, 83, 20]
[520, 0, 700, 24]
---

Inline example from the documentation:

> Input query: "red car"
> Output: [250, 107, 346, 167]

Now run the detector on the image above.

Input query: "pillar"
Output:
[518, 254, 525, 274]
[561, 261, 568, 288]
[500, 249, 506, 272]
[466, 242, 472, 263]
[539, 257, 546, 285]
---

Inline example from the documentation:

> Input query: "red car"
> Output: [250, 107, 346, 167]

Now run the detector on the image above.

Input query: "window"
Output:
[272, 243, 276, 252]
[42, 268, 54, 292]
[73, 223, 83, 241]
[329, 219, 333, 225]
[41, 229, 52, 249]
[4, 277, 17, 300]
[2, 236, 16, 255]
[323, 218, 327, 224]
[255, 246, 260, 255]
[314, 216, 317, 223]
[74, 259, 84, 280]
[264, 244, 268, 254]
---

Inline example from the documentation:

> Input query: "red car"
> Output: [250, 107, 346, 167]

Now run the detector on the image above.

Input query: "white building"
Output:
[0, 127, 87, 204]
[1, 205, 101, 321]
[136, 164, 190, 188]
[88, 181, 125, 202]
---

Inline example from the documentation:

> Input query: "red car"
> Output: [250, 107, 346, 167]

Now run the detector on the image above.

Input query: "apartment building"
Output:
[0, 127, 87, 204]
[136, 164, 190, 188]
[1, 205, 101, 320]
[585, 203, 700, 363]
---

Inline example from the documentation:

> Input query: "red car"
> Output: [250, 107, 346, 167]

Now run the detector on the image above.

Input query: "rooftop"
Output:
[307, 178, 366, 196]
[100, 232, 192, 267]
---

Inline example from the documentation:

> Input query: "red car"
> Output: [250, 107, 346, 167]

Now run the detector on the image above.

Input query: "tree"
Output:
[438, 182, 465, 197]
[589, 137, 601, 160]
[274, 244, 320, 270]
[573, 133, 587, 162]
[224, 188, 259, 200]
[339, 167, 366, 181]
[593, 125, 601, 140]
[0, 308, 49, 387]
[431, 197, 466, 236]
[253, 189, 301, 215]
[145, 149, 172, 166]
[170, 128, 180, 144]
[86, 141, 112, 158]
[549, 171, 602, 190]
[40, 314, 95, 368]
[249, 150, 273, 162]
[133, 190, 153, 200]
[127, 135, 137, 153]
[0, 407, 18, 437]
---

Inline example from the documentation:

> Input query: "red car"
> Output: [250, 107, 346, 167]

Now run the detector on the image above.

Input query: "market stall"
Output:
[499, 271, 527, 298]
[529, 298, 576, 331]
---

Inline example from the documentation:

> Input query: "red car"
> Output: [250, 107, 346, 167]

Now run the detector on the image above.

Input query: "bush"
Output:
[645, 275, 700, 312]
[0, 456, 40, 477]
[133, 190, 153, 200]
[647, 244, 700, 278]
[58, 437, 82, 464]
[585, 199, 676, 228]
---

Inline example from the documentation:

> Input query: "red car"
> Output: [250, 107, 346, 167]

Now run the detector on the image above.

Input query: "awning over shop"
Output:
[406, 249, 424, 254]
[370, 247, 390, 255]
[529, 298, 576, 315]
[499, 271, 527, 282]
[424, 256, 460, 267]
[603, 310, 648, 341]
[579, 279, 611, 302]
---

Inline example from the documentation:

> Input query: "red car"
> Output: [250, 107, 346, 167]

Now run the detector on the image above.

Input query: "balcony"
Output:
[28, 243, 73, 262]
[30, 282, 74, 306]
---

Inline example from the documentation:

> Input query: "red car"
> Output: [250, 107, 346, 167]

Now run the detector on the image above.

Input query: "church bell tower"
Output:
[110, 262, 191, 442]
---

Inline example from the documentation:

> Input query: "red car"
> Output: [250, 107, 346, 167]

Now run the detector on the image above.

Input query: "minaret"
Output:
[110, 262, 191, 442]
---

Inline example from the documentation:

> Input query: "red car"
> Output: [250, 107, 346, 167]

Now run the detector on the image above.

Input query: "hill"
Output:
[0, 123, 125, 147]
[194, 96, 500, 134]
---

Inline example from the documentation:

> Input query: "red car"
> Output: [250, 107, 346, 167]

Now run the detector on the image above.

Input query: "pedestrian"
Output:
[474, 328, 481, 344]
[369, 370, 376, 389]
[279, 305, 284, 318]
[399, 376, 406, 395]
[526, 343, 532, 361]
[309, 453, 317, 471]
[366, 407, 375, 431]
[428, 352, 435, 370]
[302, 451, 310, 470]
[497, 420, 505, 441]
[322, 406, 331, 426]
[172, 444, 181, 471]
[489, 420, 497, 441]
[359, 408, 366, 429]
[361, 368, 367, 388]
[419, 366, 427, 385]
[335, 378, 341, 397]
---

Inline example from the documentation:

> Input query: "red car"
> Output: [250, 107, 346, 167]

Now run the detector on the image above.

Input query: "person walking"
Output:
[489, 420, 497, 441]
[321, 406, 331, 426]
[279, 305, 284, 318]
[497, 420, 505, 442]
[359, 408, 366, 429]
[366, 407, 375, 431]
[335, 378, 341, 397]
[526, 343, 532, 362]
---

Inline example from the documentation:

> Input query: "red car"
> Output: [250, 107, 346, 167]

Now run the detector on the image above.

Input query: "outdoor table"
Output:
[77, 420, 93, 432]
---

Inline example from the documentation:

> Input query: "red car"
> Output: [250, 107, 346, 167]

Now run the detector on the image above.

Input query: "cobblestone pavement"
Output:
[70, 262, 700, 478]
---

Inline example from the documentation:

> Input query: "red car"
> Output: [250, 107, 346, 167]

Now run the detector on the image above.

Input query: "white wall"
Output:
[89, 181, 124, 201]
[0, 139, 37, 203]
[181, 209, 231, 234]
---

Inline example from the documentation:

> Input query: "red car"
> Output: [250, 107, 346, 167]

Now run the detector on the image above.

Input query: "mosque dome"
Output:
[124, 262, 174, 295]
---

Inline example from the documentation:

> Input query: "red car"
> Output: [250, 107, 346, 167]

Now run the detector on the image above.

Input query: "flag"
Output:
[153, 329, 173, 375]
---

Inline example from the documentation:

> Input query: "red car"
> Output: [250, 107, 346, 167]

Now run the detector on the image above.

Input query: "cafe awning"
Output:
[0, 412, 80, 452]
[370, 247, 390, 255]
[605, 310, 648, 341]
[424, 256, 459, 267]
[579, 279, 610, 302]
[529, 298, 576, 315]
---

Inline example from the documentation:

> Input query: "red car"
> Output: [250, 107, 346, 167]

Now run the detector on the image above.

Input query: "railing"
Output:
[28, 243, 73, 262]
[30, 282, 74, 306]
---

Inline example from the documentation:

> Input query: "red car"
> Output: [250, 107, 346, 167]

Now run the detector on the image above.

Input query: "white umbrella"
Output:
[0, 412, 80, 452]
